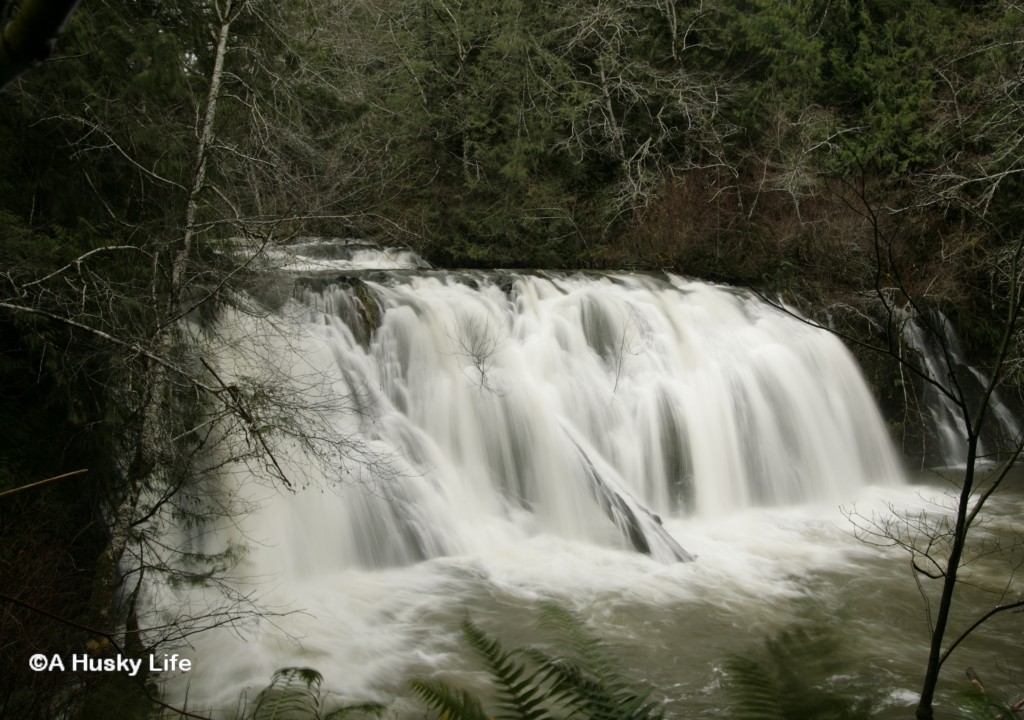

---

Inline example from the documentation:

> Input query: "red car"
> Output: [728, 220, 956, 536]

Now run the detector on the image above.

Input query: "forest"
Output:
[1, 0, 1023, 719]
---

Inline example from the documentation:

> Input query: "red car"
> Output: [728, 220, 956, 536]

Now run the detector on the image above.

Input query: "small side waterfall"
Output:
[900, 310, 1022, 467]
[205, 264, 904, 574]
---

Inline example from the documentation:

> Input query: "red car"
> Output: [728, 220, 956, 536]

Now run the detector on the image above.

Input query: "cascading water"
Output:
[150, 244, 922, 717]
[231, 267, 902, 569]
[900, 310, 1022, 467]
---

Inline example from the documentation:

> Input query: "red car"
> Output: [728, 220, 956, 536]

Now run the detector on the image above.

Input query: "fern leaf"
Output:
[724, 628, 874, 720]
[532, 603, 664, 720]
[412, 606, 667, 720]
[251, 667, 324, 720]
[723, 655, 785, 720]
[462, 618, 557, 720]
[410, 678, 490, 720]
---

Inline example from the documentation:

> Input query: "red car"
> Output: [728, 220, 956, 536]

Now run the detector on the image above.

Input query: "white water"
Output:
[900, 311, 1022, 466]
[266, 237, 430, 273]
[239, 271, 902, 565]
[147, 251, 935, 717]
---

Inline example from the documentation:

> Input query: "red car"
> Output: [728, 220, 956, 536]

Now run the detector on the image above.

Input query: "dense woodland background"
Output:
[1, 0, 1022, 717]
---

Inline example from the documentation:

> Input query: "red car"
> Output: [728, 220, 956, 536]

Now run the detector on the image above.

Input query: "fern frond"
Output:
[410, 606, 667, 720]
[251, 667, 324, 720]
[724, 628, 874, 720]
[410, 677, 490, 720]
[535, 603, 608, 669]
[723, 655, 785, 720]
[462, 618, 556, 720]
[532, 603, 664, 720]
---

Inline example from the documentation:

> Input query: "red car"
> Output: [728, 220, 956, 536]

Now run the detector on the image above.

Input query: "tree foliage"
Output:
[0, 1, 385, 717]
[369, 0, 726, 265]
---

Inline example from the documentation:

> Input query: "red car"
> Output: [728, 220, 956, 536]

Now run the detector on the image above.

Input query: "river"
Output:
[148, 242, 1022, 718]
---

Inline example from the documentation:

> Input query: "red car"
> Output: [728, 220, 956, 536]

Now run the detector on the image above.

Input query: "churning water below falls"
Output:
[152, 243, 1023, 718]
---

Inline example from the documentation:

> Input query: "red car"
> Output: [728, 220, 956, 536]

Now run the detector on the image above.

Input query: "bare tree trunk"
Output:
[915, 235, 1024, 719]
[90, 0, 237, 642]
[172, 0, 236, 310]
[914, 437, 977, 720]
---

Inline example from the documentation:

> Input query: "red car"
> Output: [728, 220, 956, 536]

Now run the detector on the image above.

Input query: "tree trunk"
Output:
[915, 436, 977, 720]
[171, 0, 235, 310]
[89, 0, 236, 646]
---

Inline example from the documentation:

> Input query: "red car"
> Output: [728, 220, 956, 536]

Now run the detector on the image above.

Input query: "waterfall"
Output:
[149, 245, 918, 714]
[140, 246, 1024, 717]
[900, 310, 1022, 467]
[201, 254, 904, 574]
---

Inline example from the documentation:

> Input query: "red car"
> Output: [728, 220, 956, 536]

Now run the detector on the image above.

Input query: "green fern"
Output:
[248, 667, 385, 720]
[461, 618, 557, 720]
[409, 678, 490, 720]
[534, 659, 660, 720]
[723, 654, 791, 720]
[723, 628, 873, 720]
[251, 668, 324, 720]
[530, 603, 663, 720]
[411, 604, 665, 720]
